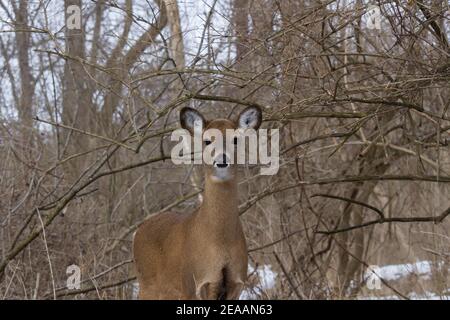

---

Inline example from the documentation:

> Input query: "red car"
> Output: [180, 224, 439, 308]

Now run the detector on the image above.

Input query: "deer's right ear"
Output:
[180, 107, 206, 135]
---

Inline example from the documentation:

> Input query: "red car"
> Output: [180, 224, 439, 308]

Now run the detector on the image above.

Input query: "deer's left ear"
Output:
[237, 106, 262, 130]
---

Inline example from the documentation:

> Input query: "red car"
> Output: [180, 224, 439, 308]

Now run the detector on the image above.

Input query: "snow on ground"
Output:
[362, 291, 450, 300]
[361, 260, 449, 300]
[240, 264, 277, 300]
[364, 260, 447, 282]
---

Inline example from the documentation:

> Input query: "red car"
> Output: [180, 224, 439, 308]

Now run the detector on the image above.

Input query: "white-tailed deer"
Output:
[133, 106, 262, 299]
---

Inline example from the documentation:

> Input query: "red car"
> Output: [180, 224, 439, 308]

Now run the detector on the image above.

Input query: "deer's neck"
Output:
[196, 176, 240, 241]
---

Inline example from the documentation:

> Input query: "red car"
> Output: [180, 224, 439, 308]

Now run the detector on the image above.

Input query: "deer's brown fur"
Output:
[133, 107, 261, 299]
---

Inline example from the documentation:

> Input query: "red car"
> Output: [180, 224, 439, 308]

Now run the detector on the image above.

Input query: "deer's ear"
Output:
[237, 106, 262, 130]
[180, 107, 206, 134]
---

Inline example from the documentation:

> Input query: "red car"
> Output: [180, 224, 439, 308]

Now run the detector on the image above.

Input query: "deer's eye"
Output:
[233, 137, 238, 145]
[204, 140, 212, 146]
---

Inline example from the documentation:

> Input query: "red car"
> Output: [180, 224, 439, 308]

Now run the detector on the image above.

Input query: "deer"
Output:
[133, 106, 262, 300]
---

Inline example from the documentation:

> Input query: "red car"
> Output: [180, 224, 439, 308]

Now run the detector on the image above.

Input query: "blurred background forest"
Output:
[0, 0, 449, 299]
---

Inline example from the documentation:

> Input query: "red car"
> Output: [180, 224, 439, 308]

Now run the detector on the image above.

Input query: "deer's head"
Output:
[180, 106, 262, 182]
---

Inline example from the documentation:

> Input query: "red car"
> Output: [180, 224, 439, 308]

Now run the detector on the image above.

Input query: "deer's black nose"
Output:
[214, 154, 230, 168]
